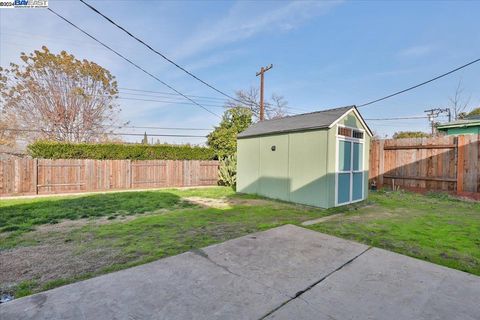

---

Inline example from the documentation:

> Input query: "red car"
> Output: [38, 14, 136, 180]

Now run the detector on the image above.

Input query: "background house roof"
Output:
[238, 106, 370, 138]
[436, 117, 480, 129]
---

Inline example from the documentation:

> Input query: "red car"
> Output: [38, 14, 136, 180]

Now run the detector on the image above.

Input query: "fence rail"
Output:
[369, 135, 480, 196]
[0, 159, 219, 196]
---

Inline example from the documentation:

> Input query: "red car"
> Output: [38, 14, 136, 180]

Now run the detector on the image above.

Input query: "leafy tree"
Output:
[207, 107, 252, 159]
[0, 46, 124, 143]
[466, 108, 480, 118]
[392, 131, 431, 139]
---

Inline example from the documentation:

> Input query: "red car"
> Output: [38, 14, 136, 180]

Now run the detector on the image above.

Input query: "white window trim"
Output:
[335, 131, 365, 207]
[329, 107, 373, 137]
[336, 124, 365, 142]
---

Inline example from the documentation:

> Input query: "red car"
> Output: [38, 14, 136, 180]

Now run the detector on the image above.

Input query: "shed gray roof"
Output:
[238, 105, 360, 138]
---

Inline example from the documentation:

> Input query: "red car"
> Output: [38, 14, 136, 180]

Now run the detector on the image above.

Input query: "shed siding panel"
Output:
[237, 138, 260, 194]
[258, 135, 289, 201]
[288, 131, 328, 207]
[339, 111, 363, 129]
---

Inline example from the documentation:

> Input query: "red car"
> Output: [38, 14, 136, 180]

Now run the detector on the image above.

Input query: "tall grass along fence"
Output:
[370, 135, 480, 198]
[0, 159, 219, 196]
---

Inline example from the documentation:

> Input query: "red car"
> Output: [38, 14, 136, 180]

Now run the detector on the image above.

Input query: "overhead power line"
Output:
[119, 88, 227, 102]
[365, 116, 429, 121]
[119, 88, 312, 112]
[47, 8, 220, 118]
[72, 93, 226, 108]
[115, 96, 227, 108]
[79, 0, 242, 104]
[116, 125, 212, 131]
[358, 57, 480, 107]
[368, 123, 423, 127]
[3, 128, 207, 138]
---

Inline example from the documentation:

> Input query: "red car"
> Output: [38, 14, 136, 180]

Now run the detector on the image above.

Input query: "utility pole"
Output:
[256, 64, 273, 121]
[446, 108, 452, 122]
[424, 108, 450, 135]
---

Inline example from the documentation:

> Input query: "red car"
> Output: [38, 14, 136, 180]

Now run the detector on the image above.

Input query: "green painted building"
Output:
[436, 116, 480, 135]
[237, 106, 373, 208]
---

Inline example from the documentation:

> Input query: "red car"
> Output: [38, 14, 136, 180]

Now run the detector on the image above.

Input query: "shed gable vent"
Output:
[338, 127, 364, 139]
[353, 131, 364, 139]
[338, 127, 352, 137]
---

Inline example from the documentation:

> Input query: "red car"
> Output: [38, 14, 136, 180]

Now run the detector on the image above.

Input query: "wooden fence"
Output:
[369, 135, 480, 196]
[0, 159, 219, 196]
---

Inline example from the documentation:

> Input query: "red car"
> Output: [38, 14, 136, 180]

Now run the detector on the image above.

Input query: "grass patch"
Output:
[308, 190, 480, 275]
[3, 187, 478, 299]
[1, 187, 342, 297]
[0, 189, 212, 234]
[11, 280, 37, 298]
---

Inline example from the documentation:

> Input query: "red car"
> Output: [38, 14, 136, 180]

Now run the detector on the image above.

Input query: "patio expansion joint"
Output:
[258, 246, 373, 320]
[189, 248, 292, 299]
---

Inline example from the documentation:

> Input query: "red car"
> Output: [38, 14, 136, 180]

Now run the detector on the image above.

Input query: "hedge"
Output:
[28, 141, 216, 160]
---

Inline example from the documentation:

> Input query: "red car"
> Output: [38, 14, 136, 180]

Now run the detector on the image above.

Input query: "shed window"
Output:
[338, 127, 352, 137]
[353, 130, 364, 139]
[338, 127, 364, 140]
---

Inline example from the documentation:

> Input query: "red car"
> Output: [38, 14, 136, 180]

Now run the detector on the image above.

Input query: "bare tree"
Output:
[267, 93, 288, 119]
[449, 79, 471, 120]
[225, 87, 288, 121]
[0, 115, 17, 147]
[0, 46, 125, 144]
[0, 72, 14, 146]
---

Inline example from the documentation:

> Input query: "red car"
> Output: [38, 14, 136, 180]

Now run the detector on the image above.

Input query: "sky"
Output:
[1, 0, 479, 144]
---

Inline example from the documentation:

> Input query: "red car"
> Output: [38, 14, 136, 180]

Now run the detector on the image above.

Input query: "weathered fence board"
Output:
[0, 159, 219, 197]
[369, 135, 480, 195]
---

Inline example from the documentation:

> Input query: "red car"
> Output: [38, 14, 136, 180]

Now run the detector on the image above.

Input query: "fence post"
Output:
[13, 158, 20, 194]
[128, 160, 133, 189]
[182, 160, 187, 187]
[378, 140, 384, 188]
[456, 135, 465, 193]
[33, 158, 38, 195]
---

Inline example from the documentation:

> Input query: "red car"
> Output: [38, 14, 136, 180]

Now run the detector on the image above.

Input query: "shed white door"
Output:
[336, 138, 364, 205]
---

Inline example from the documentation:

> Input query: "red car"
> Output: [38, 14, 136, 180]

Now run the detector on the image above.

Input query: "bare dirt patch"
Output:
[183, 196, 293, 209]
[35, 215, 138, 234]
[0, 216, 143, 293]
[302, 213, 345, 226]
[303, 205, 400, 226]
[183, 197, 232, 208]
[339, 208, 399, 223]
[0, 242, 126, 292]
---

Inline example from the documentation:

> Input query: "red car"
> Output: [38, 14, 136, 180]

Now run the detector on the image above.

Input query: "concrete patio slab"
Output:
[201, 224, 369, 296]
[2, 225, 480, 320]
[1, 251, 288, 320]
[0, 225, 367, 320]
[267, 247, 480, 320]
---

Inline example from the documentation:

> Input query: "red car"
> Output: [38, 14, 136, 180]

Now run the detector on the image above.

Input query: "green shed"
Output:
[237, 106, 373, 208]
[436, 116, 480, 135]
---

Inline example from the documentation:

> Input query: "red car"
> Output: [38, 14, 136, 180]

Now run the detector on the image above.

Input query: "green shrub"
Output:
[218, 155, 237, 189]
[28, 141, 216, 160]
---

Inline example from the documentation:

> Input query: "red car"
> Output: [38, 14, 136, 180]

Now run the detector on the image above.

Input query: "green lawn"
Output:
[0, 188, 235, 233]
[0, 187, 338, 297]
[308, 190, 480, 276]
[1, 187, 479, 299]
